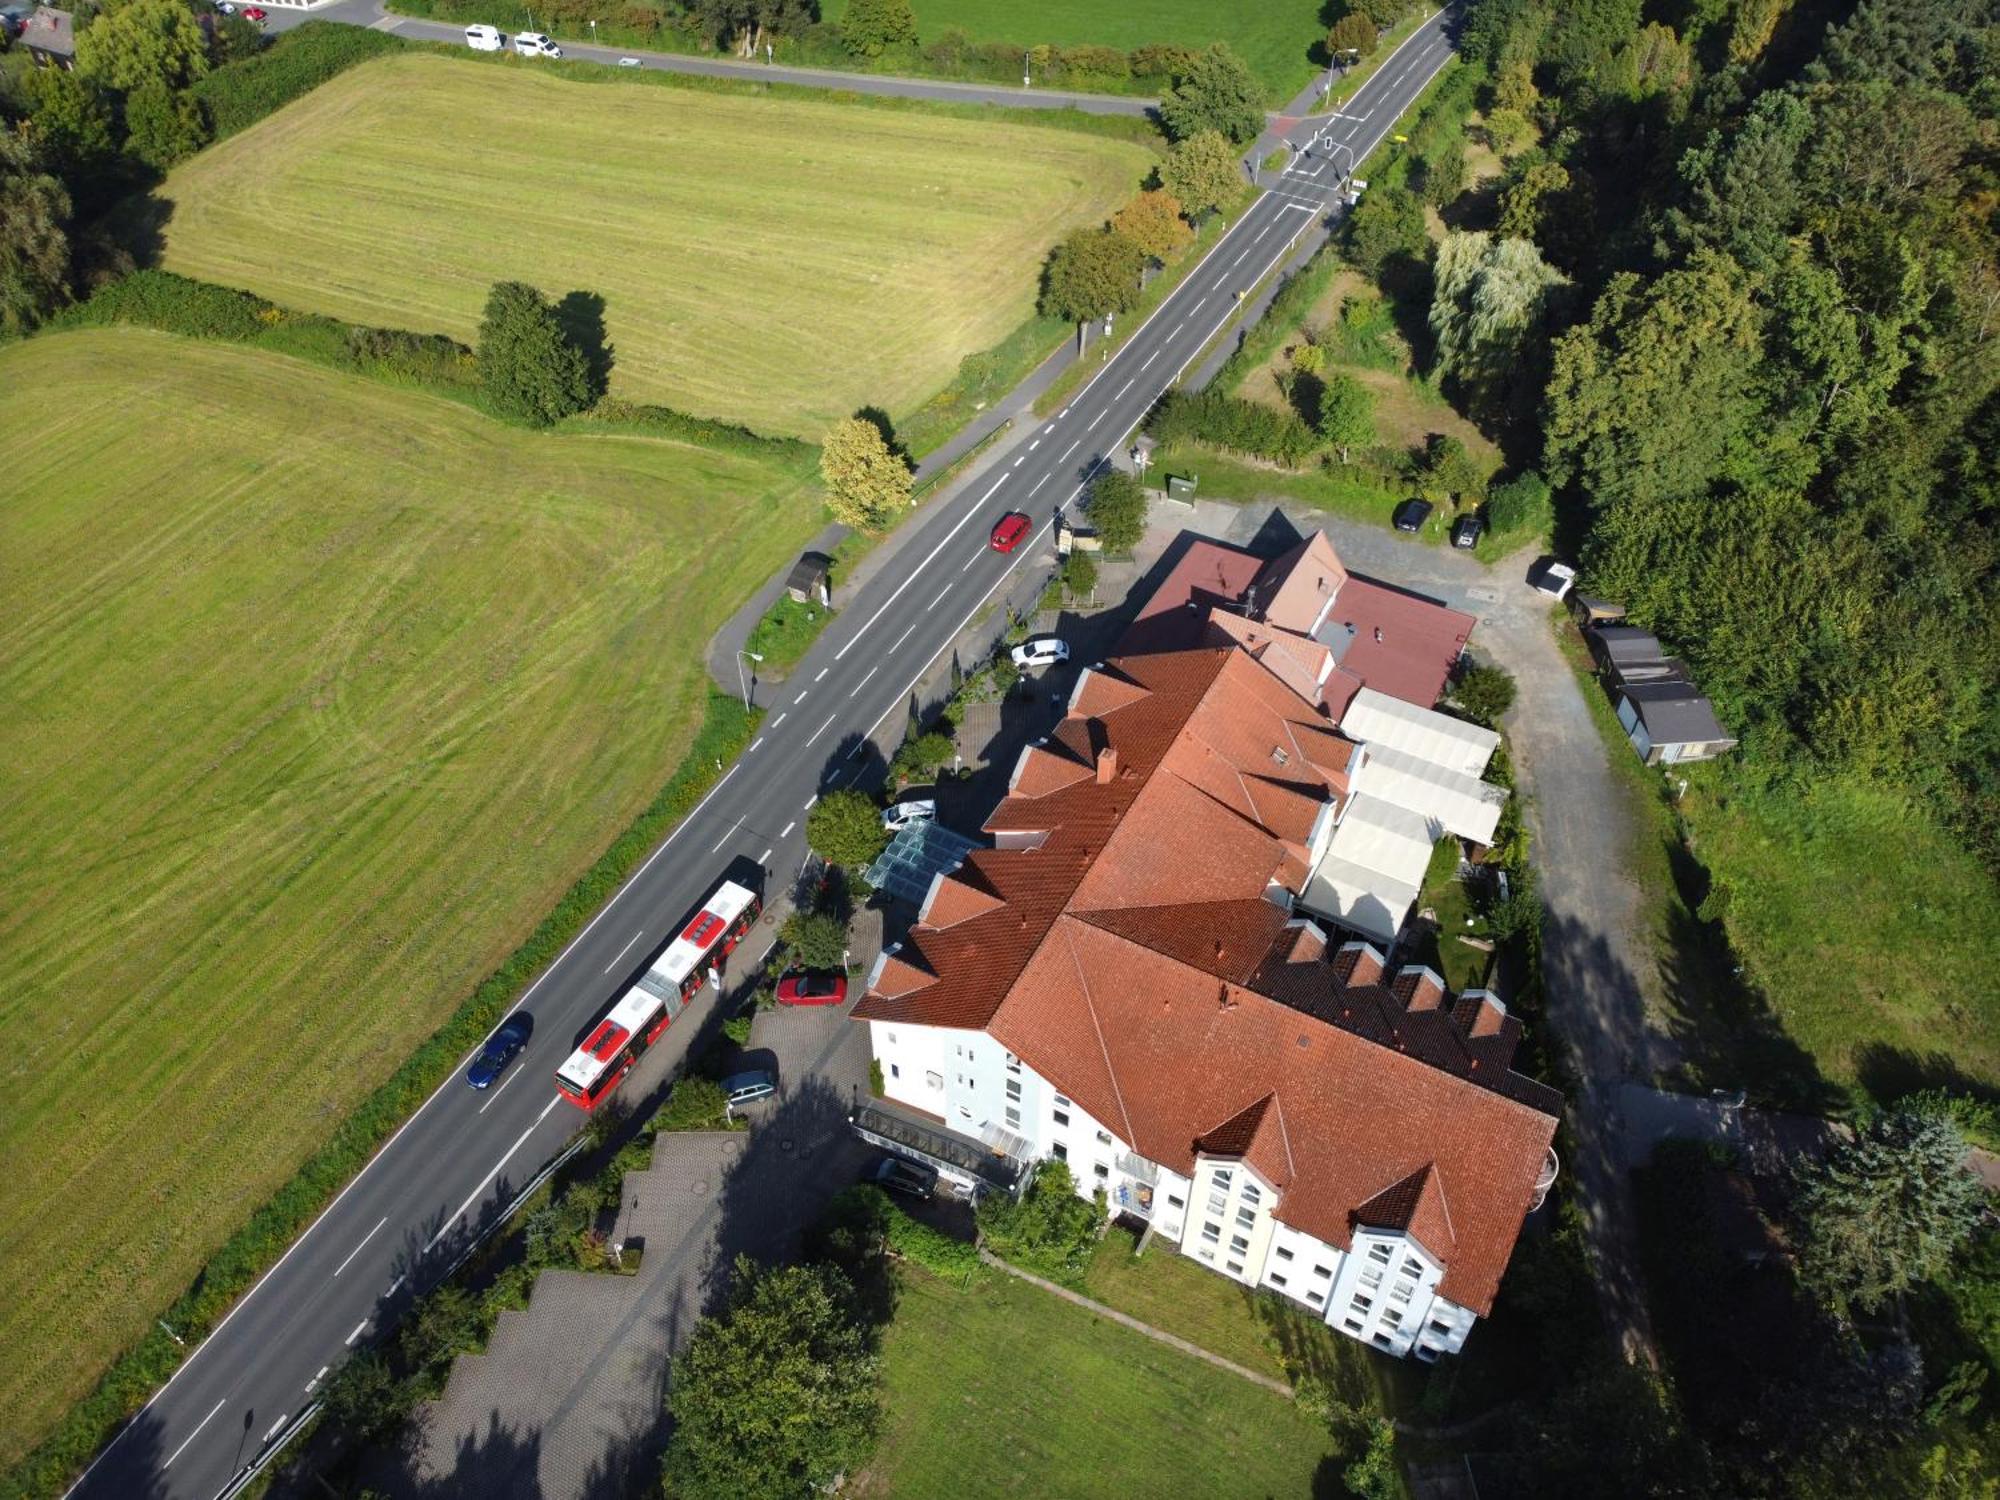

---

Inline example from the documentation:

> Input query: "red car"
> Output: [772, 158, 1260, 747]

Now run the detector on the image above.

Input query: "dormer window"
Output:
[1271, 746, 1289, 767]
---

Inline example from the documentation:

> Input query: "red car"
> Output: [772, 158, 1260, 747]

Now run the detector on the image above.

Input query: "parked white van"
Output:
[464, 23, 503, 50]
[513, 30, 561, 56]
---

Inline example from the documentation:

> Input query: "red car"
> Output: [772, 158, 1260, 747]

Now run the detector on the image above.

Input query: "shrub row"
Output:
[3, 693, 757, 1500]
[1147, 387, 1319, 467]
[192, 23, 412, 141]
[1213, 241, 1345, 391]
[571, 398, 815, 469]
[55, 269, 269, 341]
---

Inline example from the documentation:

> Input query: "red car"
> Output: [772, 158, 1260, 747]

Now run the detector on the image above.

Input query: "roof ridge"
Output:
[1270, 1090, 1298, 1182]
[1060, 920, 1139, 1147]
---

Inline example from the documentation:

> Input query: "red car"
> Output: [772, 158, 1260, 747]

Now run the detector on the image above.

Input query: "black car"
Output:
[466, 1013, 532, 1089]
[1393, 498, 1433, 533]
[1452, 514, 1484, 549]
[868, 1155, 938, 1200]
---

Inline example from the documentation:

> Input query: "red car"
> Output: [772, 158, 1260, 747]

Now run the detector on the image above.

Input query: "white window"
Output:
[1241, 1182, 1261, 1206]
[1313, 1264, 1332, 1279]
[1005, 1052, 1021, 1075]
[1054, 1094, 1071, 1107]
[1207, 1190, 1228, 1215]
[1229, 1233, 1250, 1254]
[1307, 1291, 1324, 1307]
[1095, 1129, 1113, 1146]
[1384, 1308, 1403, 1328]
[1093, 1163, 1110, 1180]
[1360, 1268, 1382, 1290]
[1373, 1332, 1393, 1349]
[1053, 1105, 1070, 1128]
[1343, 1317, 1363, 1333]
[1235, 1206, 1255, 1229]
[1226, 1260, 1244, 1275]
[1005, 1079, 1022, 1102]
[957, 1106, 971, 1120]
[1213, 1168, 1234, 1193]
[1275, 1247, 1294, 1262]
[1201, 1221, 1221, 1245]
[1368, 1243, 1391, 1265]
[1391, 1282, 1413, 1304]
[1004, 1106, 1021, 1129]
[925, 1071, 943, 1091]
[1270, 1272, 1288, 1288]
[1168, 1193, 1185, 1209]
[1200, 1249, 1216, 1262]
[1430, 1318, 1452, 1335]
[1351, 1293, 1373, 1313]
[1402, 1258, 1423, 1279]
[887, 1030, 897, 1043]
[1051, 1142, 1068, 1161]
[890, 1063, 901, 1079]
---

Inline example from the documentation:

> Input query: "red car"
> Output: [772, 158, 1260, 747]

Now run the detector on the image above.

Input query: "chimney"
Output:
[1096, 745, 1119, 784]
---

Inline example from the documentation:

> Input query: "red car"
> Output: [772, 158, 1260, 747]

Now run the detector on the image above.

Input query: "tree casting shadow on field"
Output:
[555, 291, 616, 401]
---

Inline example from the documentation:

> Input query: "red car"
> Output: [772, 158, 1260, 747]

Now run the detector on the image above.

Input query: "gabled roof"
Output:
[1251, 531, 1349, 635]
[1620, 683, 1733, 745]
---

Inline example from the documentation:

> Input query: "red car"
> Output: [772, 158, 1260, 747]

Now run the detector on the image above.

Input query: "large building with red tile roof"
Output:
[854, 540, 1559, 1359]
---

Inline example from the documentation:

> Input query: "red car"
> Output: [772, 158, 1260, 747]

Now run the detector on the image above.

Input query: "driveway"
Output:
[1159, 499, 1667, 1364]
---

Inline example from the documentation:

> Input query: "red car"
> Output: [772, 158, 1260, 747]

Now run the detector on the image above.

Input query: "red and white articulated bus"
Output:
[554, 879, 761, 1110]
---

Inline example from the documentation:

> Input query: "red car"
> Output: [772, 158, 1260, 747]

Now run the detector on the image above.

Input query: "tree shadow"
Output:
[555, 291, 615, 400]
[852, 405, 911, 467]
[1853, 1045, 2000, 1112]
[65, 1398, 172, 1500]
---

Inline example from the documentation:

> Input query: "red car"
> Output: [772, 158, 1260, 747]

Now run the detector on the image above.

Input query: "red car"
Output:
[989, 512, 1031, 553]
[243, 5, 266, 18]
[775, 970, 848, 1007]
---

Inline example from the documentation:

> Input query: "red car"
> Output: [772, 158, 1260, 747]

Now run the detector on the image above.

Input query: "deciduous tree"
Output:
[1428, 230, 1567, 422]
[75, 0, 210, 93]
[1342, 184, 1427, 280]
[122, 77, 208, 168]
[1486, 469, 1552, 537]
[0, 132, 72, 336]
[661, 1256, 878, 1500]
[819, 415, 913, 530]
[1317, 373, 1374, 463]
[1157, 42, 1263, 145]
[1085, 468, 1147, 553]
[1157, 130, 1240, 220]
[1326, 13, 1378, 59]
[1495, 155, 1570, 241]
[1039, 225, 1143, 331]
[1792, 1108, 1986, 1321]
[476, 280, 594, 425]
[1110, 188, 1192, 263]
[781, 909, 849, 969]
[803, 788, 887, 870]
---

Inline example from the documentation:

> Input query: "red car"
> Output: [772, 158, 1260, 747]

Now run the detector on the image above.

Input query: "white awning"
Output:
[1297, 799, 1437, 945]
[1352, 744, 1506, 846]
[1338, 687, 1498, 777]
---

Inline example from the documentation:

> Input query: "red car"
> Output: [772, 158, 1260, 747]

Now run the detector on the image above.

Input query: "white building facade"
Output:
[866, 1015, 1478, 1361]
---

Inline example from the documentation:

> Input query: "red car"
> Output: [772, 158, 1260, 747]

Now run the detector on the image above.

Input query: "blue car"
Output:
[467, 1014, 533, 1089]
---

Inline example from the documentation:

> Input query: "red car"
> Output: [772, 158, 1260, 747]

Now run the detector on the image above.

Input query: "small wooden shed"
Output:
[784, 552, 830, 606]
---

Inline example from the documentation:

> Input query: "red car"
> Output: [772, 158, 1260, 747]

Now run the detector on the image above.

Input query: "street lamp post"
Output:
[736, 649, 764, 710]
[1023, 51, 1030, 87]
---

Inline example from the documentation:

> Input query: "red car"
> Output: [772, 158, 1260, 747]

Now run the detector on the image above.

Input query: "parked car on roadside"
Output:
[466, 1013, 532, 1090]
[1393, 498, 1433, 533]
[868, 1155, 938, 1200]
[1452, 514, 1484, 550]
[881, 798, 935, 833]
[617, 55, 643, 66]
[513, 30, 561, 56]
[241, 5, 265, 19]
[1010, 636, 1069, 669]
[1532, 559, 1578, 599]
[775, 970, 847, 1007]
[464, 22, 504, 49]
[721, 1070, 777, 1109]
[989, 512, 1031, 553]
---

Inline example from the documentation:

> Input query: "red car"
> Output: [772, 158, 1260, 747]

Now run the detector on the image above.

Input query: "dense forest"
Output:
[1460, 0, 1998, 853]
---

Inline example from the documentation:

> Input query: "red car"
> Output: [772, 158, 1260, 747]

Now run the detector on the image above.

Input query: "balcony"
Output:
[849, 1101, 1027, 1198]
[1115, 1151, 1159, 1184]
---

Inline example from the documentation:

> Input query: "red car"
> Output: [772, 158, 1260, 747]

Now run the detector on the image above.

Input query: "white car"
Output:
[513, 30, 562, 56]
[617, 55, 643, 66]
[464, 22, 504, 49]
[881, 799, 936, 833]
[1010, 637, 1070, 670]
[1532, 560, 1577, 600]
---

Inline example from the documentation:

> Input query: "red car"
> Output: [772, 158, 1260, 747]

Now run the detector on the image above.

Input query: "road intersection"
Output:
[67, 12, 1462, 1497]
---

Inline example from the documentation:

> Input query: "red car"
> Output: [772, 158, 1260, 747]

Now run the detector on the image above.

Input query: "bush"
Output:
[890, 728, 956, 784]
[346, 324, 474, 385]
[477, 280, 594, 425]
[1128, 42, 1197, 79]
[1487, 469, 1553, 538]
[1148, 388, 1319, 467]
[658, 1074, 734, 1131]
[976, 1159, 1103, 1281]
[839, 0, 915, 57]
[1451, 661, 1517, 725]
[1063, 548, 1099, 600]
[883, 1200, 981, 1283]
[781, 908, 849, 970]
[190, 22, 407, 140]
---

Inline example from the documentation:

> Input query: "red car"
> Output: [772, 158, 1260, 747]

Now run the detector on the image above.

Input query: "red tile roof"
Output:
[854, 615, 1561, 1314]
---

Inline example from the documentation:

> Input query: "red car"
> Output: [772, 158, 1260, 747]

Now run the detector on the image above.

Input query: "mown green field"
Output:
[0, 328, 821, 1465]
[154, 53, 1152, 440]
[822, 0, 1327, 103]
[855, 1267, 1338, 1498]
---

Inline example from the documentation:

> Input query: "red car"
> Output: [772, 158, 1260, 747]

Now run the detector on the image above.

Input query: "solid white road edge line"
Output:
[425, 1097, 561, 1253]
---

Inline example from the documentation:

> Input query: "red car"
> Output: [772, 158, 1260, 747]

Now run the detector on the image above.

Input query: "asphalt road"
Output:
[66, 13, 1461, 1499]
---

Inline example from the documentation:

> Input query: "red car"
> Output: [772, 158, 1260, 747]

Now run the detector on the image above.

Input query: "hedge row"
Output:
[3, 693, 757, 1500]
[1212, 240, 1345, 392]
[1147, 387, 1319, 467]
[192, 23, 411, 141]
[571, 399, 816, 470]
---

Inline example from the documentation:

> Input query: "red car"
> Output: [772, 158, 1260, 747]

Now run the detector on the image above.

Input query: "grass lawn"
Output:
[155, 52, 1153, 442]
[743, 593, 836, 675]
[856, 1263, 1343, 1498]
[821, 0, 1327, 104]
[0, 328, 821, 1466]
